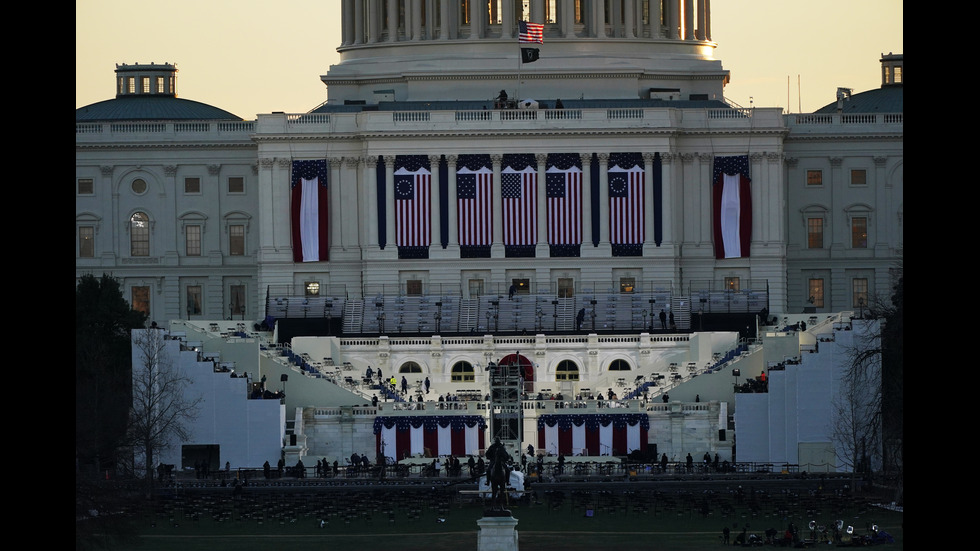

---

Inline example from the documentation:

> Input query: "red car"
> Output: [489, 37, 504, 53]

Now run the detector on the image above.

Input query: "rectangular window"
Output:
[806, 170, 822, 186]
[851, 217, 868, 248]
[141, 77, 150, 94]
[77, 178, 94, 195]
[852, 278, 868, 309]
[184, 177, 201, 194]
[807, 218, 823, 249]
[186, 285, 202, 316]
[557, 277, 575, 298]
[724, 277, 740, 292]
[156, 77, 164, 93]
[228, 176, 245, 194]
[808, 279, 824, 308]
[185, 225, 202, 256]
[127, 77, 135, 94]
[468, 279, 484, 297]
[511, 278, 530, 296]
[406, 280, 423, 296]
[230, 285, 246, 317]
[305, 282, 320, 296]
[132, 286, 150, 316]
[850, 169, 867, 186]
[619, 277, 635, 293]
[79, 227, 95, 258]
[229, 225, 245, 255]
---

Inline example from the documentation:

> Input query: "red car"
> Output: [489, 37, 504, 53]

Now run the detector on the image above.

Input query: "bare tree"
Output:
[832, 319, 883, 488]
[128, 327, 201, 498]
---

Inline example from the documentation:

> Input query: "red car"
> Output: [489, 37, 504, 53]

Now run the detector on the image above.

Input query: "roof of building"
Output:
[75, 95, 243, 122]
[312, 98, 731, 113]
[814, 85, 903, 114]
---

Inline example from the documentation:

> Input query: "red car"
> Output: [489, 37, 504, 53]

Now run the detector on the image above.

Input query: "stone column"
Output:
[661, 152, 675, 246]
[430, 154, 442, 250]
[469, 0, 481, 39]
[329, 157, 344, 255]
[385, 156, 396, 247]
[580, 153, 592, 246]
[501, 0, 513, 39]
[365, 156, 378, 251]
[684, 0, 695, 40]
[593, 0, 606, 38]
[624, 0, 636, 39]
[439, 0, 451, 39]
[446, 155, 459, 252]
[354, 0, 365, 44]
[387, 0, 399, 42]
[535, 153, 548, 257]
[491, 154, 504, 257]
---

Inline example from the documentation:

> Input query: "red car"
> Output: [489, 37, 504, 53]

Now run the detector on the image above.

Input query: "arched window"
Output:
[130, 212, 149, 256]
[399, 361, 422, 373]
[608, 359, 632, 371]
[555, 360, 579, 381]
[451, 361, 475, 382]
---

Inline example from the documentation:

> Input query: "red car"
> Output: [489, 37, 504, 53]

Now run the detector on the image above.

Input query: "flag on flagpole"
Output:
[290, 159, 329, 262]
[712, 155, 752, 259]
[521, 47, 540, 63]
[518, 21, 544, 44]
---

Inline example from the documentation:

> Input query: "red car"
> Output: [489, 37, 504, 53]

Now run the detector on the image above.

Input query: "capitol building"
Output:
[77, 1, 901, 472]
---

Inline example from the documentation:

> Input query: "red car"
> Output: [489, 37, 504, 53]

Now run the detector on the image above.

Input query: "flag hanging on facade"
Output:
[712, 155, 752, 259]
[502, 166, 537, 247]
[608, 157, 644, 255]
[456, 165, 493, 247]
[521, 47, 540, 63]
[546, 153, 582, 251]
[394, 156, 431, 253]
[290, 159, 329, 262]
[518, 21, 544, 44]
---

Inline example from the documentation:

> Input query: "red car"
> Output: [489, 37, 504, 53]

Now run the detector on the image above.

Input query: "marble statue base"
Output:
[477, 515, 519, 551]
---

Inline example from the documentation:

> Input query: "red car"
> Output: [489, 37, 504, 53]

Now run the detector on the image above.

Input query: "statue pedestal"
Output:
[477, 515, 519, 551]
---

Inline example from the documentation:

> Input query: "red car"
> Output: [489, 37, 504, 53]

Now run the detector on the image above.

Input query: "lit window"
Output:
[619, 277, 635, 293]
[186, 285, 202, 316]
[185, 225, 201, 256]
[451, 361, 476, 382]
[130, 212, 149, 256]
[851, 217, 868, 248]
[156, 77, 164, 93]
[229, 224, 245, 255]
[850, 169, 867, 186]
[141, 77, 150, 94]
[724, 277, 740, 292]
[806, 170, 822, 186]
[511, 279, 530, 295]
[305, 282, 320, 296]
[228, 177, 245, 193]
[127, 77, 135, 94]
[808, 279, 824, 308]
[131, 286, 150, 316]
[852, 278, 868, 309]
[807, 218, 823, 249]
[555, 360, 579, 381]
[184, 177, 201, 194]
[77, 178, 94, 195]
[79, 227, 95, 258]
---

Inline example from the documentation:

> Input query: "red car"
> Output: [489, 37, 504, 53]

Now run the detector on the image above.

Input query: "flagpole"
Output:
[517, 43, 522, 103]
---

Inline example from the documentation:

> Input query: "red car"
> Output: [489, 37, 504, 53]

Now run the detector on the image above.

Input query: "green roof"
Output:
[75, 95, 243, 122]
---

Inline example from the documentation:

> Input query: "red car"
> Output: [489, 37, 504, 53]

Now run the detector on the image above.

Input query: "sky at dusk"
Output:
[76, 0, 903, 119]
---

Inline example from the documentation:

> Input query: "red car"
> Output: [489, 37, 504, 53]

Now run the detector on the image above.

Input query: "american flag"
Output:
[456, 166, 492, 246]
[502, 167, 537, 246]
[609, 161, 644, 246]
[518, 21, 544, 44]
[395, 158, 431, 248]
[546, 154, 582, 245]
[290, 159, 329, 262]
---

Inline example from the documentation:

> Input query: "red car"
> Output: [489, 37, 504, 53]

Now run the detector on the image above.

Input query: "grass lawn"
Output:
[80, 482, 903, 551]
